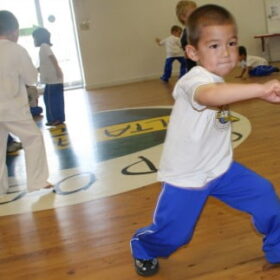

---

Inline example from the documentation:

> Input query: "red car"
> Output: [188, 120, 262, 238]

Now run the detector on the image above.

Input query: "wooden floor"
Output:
[1, 68, 280, 280]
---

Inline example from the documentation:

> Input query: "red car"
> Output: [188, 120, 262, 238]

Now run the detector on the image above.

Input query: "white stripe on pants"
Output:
[0, 120, 49, 194]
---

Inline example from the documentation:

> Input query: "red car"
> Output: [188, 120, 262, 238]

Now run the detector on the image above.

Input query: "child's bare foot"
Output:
[263, 261, 280, 271]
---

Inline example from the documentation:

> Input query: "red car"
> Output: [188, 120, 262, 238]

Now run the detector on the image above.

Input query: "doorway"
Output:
[0, 0, 83, 88]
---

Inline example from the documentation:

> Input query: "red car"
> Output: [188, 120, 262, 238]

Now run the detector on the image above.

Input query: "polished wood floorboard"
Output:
[1, 69, 280, 279]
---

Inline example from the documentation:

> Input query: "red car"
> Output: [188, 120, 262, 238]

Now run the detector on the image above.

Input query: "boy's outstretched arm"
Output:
[155, 38, 161, 46]
[195, 80, 280, 107]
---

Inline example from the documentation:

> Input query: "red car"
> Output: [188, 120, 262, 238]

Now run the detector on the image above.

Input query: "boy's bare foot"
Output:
[263, 262, 280, 271]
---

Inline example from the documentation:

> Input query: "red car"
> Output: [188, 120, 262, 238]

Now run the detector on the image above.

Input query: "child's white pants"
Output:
[0, 120, 49, 194]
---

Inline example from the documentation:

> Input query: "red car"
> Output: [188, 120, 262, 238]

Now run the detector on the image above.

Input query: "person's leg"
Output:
[212, 161, 280, 264]
[56, 84, 65, 123]
[161, 58, 174, 82]
[131, 182, 210, 260]
[49, 84, 65, 124]
[0, 124, 9, 194]
[249, 65, 277, 76]
[6, 133, 22, 153]
[7, 134, 14, 145]
[177, 57, 187, 78]
[8, 120, 50, 191]
[44, 85, 53, 124]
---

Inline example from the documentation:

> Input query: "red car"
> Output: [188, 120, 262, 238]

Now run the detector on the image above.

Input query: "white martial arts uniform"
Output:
[0, 39, 50, 194]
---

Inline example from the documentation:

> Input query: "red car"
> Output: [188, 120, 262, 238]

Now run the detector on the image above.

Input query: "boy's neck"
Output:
[0, 30, 18, 42]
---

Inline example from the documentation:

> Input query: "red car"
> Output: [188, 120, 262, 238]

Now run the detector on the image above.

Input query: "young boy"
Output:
[176, 0, 197, 71]
[130, 4, 280, 277]
[0, 10, 52, 194]
[156, 25, 186, 82]
[237, 45, 279, 78]
[32, 27, 65, 126]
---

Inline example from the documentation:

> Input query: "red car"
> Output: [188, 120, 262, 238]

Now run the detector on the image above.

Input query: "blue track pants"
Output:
[131, 162, 280, 263]
[44, 83, 65, 123]
[249, 65, 279, 77]
[161, 57, 187, 82]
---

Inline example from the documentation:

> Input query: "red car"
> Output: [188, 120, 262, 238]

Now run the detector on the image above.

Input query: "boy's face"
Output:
[238, 54, 246, 62]
[187, 24, 238, 77]
[173, 30, 182, 38]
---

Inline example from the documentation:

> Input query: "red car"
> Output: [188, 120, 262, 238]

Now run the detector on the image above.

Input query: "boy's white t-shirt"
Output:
[159, 35, 184, 58]
[157, 66, 233, 188]
[39, 43, 63, 84]
[240, 55, 268, 68]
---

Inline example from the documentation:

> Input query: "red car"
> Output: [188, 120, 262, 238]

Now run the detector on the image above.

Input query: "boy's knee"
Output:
[257, 177, 275, 195]
[257, 179, 280, 214]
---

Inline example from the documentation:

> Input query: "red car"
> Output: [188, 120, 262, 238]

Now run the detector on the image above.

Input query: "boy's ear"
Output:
[185, 45, 199, 61]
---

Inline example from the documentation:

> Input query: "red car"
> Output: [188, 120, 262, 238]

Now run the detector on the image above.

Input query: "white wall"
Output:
[72, 0, 273, 89]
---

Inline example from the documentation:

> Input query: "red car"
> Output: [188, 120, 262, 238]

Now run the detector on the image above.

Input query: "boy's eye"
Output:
[229, 41, 237, 46]
[209, 44, 218, 49]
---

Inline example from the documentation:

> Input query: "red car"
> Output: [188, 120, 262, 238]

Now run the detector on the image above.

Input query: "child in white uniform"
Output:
[131, 4, 280, 277]
[0, 10, 52, 194]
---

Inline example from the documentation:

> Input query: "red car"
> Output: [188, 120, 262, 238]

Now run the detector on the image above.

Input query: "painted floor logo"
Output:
[1, 107, 251, 216]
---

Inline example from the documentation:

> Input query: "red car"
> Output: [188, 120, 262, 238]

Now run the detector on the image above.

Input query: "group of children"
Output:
[1, 3, 280, 278]
[156, 0, 197, 83]
[0, 10, 65, 194]
[132, 1, 280, 277]
[155, 25, 186, 82]
[157, 1, 279, 84]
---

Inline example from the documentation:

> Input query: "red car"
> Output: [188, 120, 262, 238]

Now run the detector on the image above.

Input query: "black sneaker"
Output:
[134, 258, 159, 277]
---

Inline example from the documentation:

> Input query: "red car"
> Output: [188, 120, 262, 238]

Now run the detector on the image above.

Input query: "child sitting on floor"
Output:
[236, 46, 279, 78]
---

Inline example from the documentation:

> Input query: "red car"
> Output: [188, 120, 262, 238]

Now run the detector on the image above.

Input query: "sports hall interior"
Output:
[2, 0, 280, 279]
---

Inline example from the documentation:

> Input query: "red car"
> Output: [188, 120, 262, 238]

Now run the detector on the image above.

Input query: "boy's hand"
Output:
[155, 38, 161, 45]
[261, 79, 280, 103]
[56, 68, 63, 81]
[235, 75, 246, 80]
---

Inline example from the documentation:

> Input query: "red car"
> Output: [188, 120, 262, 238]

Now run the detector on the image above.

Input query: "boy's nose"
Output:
[223, 47, 230, 57]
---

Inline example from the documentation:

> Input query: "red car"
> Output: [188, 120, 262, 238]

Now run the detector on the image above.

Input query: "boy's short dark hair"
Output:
[0, 10, 19, 35]
[171, 25, 183, 34]
[187, 4, 236, 47]
[32, 27, 52, 46]
[238, 46, 247, 57]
